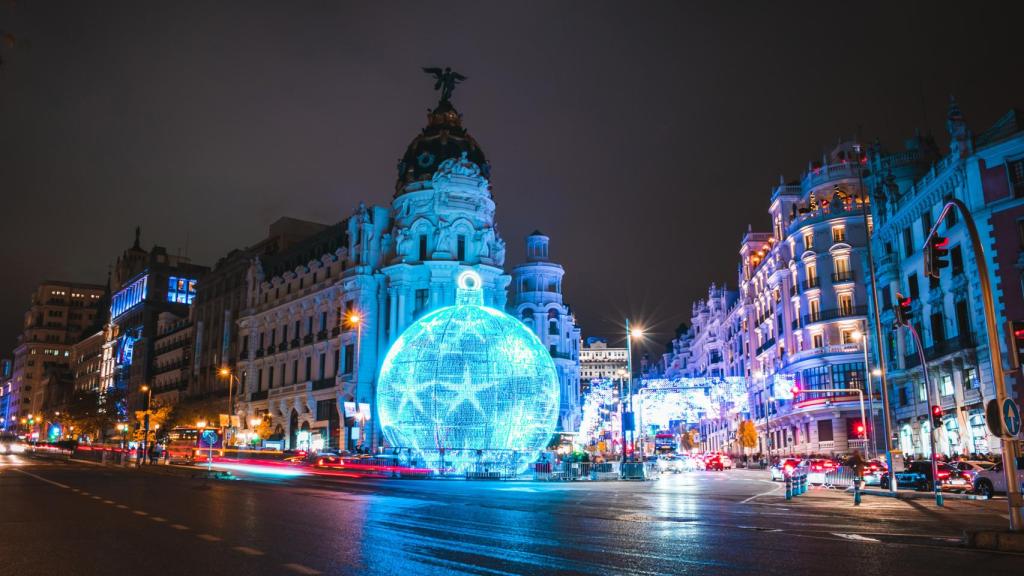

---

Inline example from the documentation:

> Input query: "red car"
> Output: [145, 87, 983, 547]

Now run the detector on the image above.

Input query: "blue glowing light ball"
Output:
[377, 270, 560, 475]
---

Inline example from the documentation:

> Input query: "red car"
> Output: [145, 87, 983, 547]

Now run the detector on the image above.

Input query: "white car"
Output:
[972, 459, 1024, 499]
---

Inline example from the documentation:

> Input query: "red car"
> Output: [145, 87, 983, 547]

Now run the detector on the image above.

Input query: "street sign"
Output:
[1003, 398, 1022, 437]
[200, 429, 220, 447]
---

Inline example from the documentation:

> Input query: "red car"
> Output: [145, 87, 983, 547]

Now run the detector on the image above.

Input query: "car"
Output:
[717, 454, 734, 469]
[879, 461, 967, 492]
[950, 460, 995, 487]
[769, 458, 804, 481]
[705, 456, 725, 471]
[807, 458, 838, 485]
[657, 455, 681, 473]
[862, 459, 889, 486]
[971, 458, 1024, 499]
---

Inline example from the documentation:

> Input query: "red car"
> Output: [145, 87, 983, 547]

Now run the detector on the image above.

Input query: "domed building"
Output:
[236, 75, 582, 453]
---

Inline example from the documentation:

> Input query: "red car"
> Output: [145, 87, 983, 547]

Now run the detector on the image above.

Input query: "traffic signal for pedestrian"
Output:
[1007, 320, 1024, 369]
[931, 405, 942, 428]
[894, 292, 912, 327]
[924, 235, 950, 279]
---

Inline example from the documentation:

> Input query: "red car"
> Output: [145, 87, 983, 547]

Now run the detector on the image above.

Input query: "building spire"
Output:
[133, 226, 141, 249]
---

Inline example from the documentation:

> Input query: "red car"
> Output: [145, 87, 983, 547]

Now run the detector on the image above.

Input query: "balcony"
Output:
[332, 327, 341, 337]
[303, 334, 314, 345]
[831, 270, 855, 283]
[550, 350, 575, 361]
[905, 333, 976, 367]
[249, 390, 268, 401]
[311, 378, 335, 391]
[291, 338, 300, 348]
[266, 344, 276, 354]
[255, 348, 265, 358]
[802, 277, 820, 291]
[755, 337, 776, 356]
[788, 343, 861, 364]
[802, 305, 867, 325]
[316, 330, 328, 341]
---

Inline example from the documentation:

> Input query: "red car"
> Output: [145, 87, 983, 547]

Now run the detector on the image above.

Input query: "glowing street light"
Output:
[218, 368, 241, 446]
[851, 327, 878, 458]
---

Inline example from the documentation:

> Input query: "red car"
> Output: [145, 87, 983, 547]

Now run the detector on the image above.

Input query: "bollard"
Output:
[798, 473, 806, 495]
[854, 477, 862, 506]
[785, 475, 793, 500]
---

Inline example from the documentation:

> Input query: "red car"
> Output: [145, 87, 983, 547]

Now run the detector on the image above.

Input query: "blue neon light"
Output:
[111, 275, 148, 319]
[167, 276, 197, 305]
[376, 271, 560, 475]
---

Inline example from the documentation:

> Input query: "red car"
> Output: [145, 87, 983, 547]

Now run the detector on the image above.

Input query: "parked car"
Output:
[972, 459, 1024, 499]
[705, 455, 725, 471]
[769, 458, 805, 481]
[879, 461, 968, 492]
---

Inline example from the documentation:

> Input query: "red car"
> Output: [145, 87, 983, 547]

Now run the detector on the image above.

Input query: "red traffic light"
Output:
[925, 235, 950, 279]
[931, 405, 942, 417]
[895, 292, 913, 327]
[790, 385, 801, 397]
[855, 423, 865, 434]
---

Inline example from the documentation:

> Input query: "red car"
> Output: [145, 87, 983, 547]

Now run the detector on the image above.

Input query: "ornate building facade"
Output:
[236, 90, 581, 450]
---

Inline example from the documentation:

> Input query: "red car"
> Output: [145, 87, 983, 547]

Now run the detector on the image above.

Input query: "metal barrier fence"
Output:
[533, 461, 620, 481]
[821, 466, 857, 489]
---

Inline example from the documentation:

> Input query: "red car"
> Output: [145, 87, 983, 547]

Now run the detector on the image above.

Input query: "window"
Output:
[931, 312, 946, 344]
[808, 299, 820, 322]
[305, 356, 312, 381]
[921, 211, 933, 240]
[838, 293, 853, 316]
[306, 316, 313, 335]
[282, 325, 288, 342]
[831, 226, 846, 244]
[294, 320, 300, 339]
[1010, 159, 1024, 198]
[319, 353, 326, 379]
[268, 366, 275, 389]
[343, 344, 355, 375]
[167, 277, 197, 304]
[940, 373, 954, 396]
[414, 288, 429, 318]
[908, 273, 919, 299]
[320, 312, 327, 333]
[817, 420, 834, 442]
[812, 333, 824, 348]
[316, 399, 336, 421]
[918, 382, 927, 402]
[955, 300, 970, 338]
[951, 245, 963, 276]
[258, 332, 265, 349]
[257, 368, 263, 392]
[963, 367, 979, 390]
[292, 359, 299, 383]
[803, 232, 813, 251]
[898, 386, 908, 407]
[280, 363, 286, 386]
[457, 235, 466, 261]
[419, 235, 428, 260]
[841, 329, 856, 344]
[903, 227, 914, 257]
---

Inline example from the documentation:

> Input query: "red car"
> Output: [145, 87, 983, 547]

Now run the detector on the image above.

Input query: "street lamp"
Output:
[346, 310, 365, 451]
[140, 384, 153, 464]
[851, 329, 877, 458]
[624, 319, 643, 462]
[218, 367, 240, 446]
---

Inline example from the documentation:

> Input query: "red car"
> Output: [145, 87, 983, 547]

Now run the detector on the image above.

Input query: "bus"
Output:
[654, 432, 677, 453]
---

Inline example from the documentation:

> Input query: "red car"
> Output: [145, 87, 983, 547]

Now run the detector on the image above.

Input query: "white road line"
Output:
[132, 510, 148, 516]
[103, 500, 115, 505]
[282, 563, 322, 575]
[150, 516, 166, 523]
[197, 534, 222, 542]
[116, 504, 129, 509]
[832, 533, 881, 543]
[741, 483, 781, 504]
[12, 469, 71, 489]
[233, 546, 265, 556]
[170, 524, 190, 531]
[91, 495, 102, 500]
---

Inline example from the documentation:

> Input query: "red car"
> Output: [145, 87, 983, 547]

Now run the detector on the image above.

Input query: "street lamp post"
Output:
[139, 384, 152, 465]
[218, 368, 240, 447]
[346, 311, 364, 452]
[852, 329, 879, 459]
[625, 319, 643, 461]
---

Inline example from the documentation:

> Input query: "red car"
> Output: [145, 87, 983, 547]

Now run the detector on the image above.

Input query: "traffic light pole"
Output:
[857, 179, 898, 493]
[904, 324, 943, 507]
[925, 199, 1022, 530]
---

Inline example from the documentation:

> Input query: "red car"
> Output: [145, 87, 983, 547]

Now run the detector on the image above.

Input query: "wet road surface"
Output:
[1, 454, 1020, 575]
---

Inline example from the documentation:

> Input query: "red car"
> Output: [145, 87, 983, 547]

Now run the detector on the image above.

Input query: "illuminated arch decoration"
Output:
[377, 270, 560, 475]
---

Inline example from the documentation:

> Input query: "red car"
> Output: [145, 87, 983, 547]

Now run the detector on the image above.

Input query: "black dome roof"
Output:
[396, 99, 489, 195]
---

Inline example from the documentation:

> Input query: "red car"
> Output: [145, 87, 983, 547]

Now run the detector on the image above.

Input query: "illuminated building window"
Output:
[831, 226, 846, 244]
[111, 275, 149, 319]
[167, 277, 197, 304]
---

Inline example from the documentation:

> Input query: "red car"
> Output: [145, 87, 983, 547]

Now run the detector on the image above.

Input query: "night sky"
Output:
[3, 1, 1024, 358]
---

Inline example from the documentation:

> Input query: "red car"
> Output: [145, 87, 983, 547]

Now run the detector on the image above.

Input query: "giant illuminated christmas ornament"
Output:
[376, 270, 560, 474]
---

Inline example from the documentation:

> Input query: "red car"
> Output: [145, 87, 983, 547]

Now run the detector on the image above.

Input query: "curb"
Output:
[964, 529, 1024, 552]
[859, 488, 990, 501]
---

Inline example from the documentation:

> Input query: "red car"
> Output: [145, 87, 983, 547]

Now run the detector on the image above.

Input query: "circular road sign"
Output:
[1003, 398, 1022, 438]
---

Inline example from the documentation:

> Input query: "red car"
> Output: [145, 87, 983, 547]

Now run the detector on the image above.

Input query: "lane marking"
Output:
[91, 495, 102, 500]
[116, 504, 129, 509]
[197, 534, 222, 542]
[150, 516, 167, 523]
[233, 546, 265, 556]
[832, 533, 881, 543]
[132, 510, 148, 516]
[170, 524, 190, 531]
[282, 563, 322, 575]
[741, 483, 781, 504]
[103, 500, 115, 505]
[12, 469, 71, 489]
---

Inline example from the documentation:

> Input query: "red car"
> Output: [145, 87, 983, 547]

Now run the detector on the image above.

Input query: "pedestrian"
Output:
[848, 449, 866, 489]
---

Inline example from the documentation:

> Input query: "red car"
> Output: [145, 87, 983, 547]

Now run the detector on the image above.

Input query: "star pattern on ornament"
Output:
[439, 364, 496, 417]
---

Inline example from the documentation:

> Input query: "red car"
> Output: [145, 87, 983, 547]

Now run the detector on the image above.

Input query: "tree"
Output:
[737, 420, 759, 450]
[680, 428, 699, 451]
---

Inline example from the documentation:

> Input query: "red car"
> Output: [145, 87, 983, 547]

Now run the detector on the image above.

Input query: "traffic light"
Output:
[924, 235, 950, 279]
[931, 405, 942, 428]
[790, 384, 801, 398]
[894, 292, 912, 327]
[854, 422, 866, 436]
[1007, 320, 1024, 370]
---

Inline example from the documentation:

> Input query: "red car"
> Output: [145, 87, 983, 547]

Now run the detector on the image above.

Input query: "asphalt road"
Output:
[1, 454, 1021, 575]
